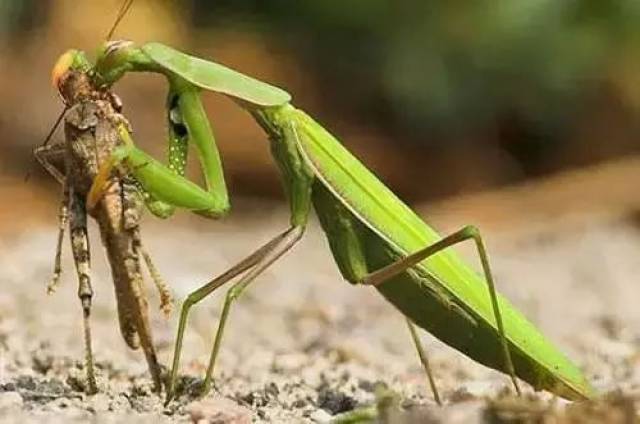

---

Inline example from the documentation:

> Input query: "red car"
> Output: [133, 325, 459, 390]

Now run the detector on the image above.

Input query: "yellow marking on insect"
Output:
[88, 125, 136, 210]
[87, 157, 117, 211]
[51, 51, 75, 88]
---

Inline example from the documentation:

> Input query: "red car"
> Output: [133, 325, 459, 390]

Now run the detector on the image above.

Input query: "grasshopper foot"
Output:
[46, 273, 61, 294]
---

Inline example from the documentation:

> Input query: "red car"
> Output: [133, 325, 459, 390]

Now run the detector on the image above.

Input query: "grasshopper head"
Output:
[51, 50, 91, 90]
[52, 50, 94, 104]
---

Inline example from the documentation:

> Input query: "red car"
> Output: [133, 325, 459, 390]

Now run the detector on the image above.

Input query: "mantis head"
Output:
[93, 40, 140, 87]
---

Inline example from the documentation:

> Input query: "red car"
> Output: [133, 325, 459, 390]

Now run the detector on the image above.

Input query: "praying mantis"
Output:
[48, 1, 595, 404]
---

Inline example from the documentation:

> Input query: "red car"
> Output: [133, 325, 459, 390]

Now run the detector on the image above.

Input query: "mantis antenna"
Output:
[106, 0, 135, 41]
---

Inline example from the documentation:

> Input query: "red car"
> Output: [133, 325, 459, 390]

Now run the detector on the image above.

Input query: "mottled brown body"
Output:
[35, 71, 169, 392]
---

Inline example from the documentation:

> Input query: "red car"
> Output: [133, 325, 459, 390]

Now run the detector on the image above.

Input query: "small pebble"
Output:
[273, 353, 307, 372]
[89, 393, 111, 413]
[0, 392, 23, 411]
[450, 381, 500, 402]
[187, 396, 251, 424]
[309, 408, 333, 423]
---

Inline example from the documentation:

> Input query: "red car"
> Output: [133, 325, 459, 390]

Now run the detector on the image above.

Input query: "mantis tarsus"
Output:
[49, 4, 595, 404]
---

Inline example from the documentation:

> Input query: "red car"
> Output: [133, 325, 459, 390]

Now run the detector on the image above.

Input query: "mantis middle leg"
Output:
[165, 225, 305, 403]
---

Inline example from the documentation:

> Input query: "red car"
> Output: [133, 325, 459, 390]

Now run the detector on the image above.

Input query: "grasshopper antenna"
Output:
[106, 0, 135, 41]
[25, 105, 68, 182]
[30, 0, 133, 182]
[41, 105, 69, 149]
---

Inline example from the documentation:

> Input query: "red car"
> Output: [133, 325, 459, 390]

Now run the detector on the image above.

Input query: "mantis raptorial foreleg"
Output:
[87, 125, 228, 217]
[87, 85, 230, 220]
[361, 225, 521, 396]
[68, 191, 98, 394]
[165, 226, 304, 402]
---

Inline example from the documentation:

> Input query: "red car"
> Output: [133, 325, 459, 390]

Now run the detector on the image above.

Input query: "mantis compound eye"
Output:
[98, 39, 135, 67]
[103, 39, 134, 57]
[109, 92, 124, 113]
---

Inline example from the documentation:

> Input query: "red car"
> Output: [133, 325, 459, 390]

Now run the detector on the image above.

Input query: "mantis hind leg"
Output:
[361, 225, 521, 397]
[312, 185, 445, 404]
[406, 318, 442, 405]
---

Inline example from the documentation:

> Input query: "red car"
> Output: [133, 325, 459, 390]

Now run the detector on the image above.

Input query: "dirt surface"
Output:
[1, 192, 640, 422]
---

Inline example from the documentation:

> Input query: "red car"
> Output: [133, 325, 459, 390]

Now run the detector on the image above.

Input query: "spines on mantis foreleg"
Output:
[137, 88, 192, 219]
[166, 92, 190, 176]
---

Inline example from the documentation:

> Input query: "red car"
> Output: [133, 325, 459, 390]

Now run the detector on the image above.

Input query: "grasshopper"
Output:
[50, 1, 594, 404]
[35, 64, 172, 394]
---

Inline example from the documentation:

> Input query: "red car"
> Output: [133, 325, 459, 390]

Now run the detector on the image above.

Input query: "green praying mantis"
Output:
[49, 3, 595, 405]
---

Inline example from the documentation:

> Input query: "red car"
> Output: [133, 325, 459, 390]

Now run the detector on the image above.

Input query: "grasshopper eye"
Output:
[51, 51, 75, 89]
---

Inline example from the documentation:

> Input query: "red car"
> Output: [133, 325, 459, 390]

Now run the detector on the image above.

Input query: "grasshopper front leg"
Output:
[34, 143, 69, 293]
[48, 183, 70, 294]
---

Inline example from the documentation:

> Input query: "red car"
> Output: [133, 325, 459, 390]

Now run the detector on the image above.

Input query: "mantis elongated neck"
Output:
[250, 104, 295, 142]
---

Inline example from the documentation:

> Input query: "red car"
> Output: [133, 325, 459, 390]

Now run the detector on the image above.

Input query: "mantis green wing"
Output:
[287, 108, 594, 400]
[141, 42, 291, 106]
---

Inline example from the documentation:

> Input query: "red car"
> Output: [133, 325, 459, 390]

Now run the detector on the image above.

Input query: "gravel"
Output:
[1, 206, 639, 422]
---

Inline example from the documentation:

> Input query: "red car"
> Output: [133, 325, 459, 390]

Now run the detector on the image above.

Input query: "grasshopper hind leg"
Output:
[68, 192, 98, 394]
[138, 242, 173, 316]
[120, 181, 164, 392]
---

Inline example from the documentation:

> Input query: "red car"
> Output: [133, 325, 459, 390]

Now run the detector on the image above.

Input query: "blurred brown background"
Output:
[1, 3, 640, 421]
[1, 0, 639, 227]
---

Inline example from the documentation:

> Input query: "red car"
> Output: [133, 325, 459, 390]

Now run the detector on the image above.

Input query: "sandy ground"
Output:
[1, 192, 640, 422]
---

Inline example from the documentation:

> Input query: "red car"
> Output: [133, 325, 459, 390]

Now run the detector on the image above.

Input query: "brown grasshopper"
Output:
[34, 69, 172, 393]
